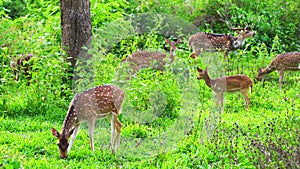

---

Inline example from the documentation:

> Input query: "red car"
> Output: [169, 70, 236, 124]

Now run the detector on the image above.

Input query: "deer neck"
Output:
[62, 102, 79, 134]
[169, 50, 175, 62]
[231, 36, 242, 49]
[260, 65, 275, 75]
[203, 73, 212, 88]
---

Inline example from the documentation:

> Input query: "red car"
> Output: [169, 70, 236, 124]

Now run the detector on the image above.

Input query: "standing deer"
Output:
[188, 26, 256, 59]
[10, 53, 33, 85]
[51, 85, 124, 158]
[197, 68, 253, 110]
[122, 38, 181, 75]
[255, 52, 300, 88]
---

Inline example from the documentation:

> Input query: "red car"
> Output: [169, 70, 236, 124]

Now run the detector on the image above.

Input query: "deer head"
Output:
[231, 25, 256, 48]
[255, 68, 266, 81]
[196, 67, 208, 80]
[165, 38, 181, 56]
[52, 128, 75, 159]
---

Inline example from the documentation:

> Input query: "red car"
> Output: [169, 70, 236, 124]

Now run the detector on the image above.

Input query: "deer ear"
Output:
[52, 128, 60, 138]
[196, 67, 202, 72]
[176, 39, 182, 44]
[165, 38, 170, 44]
[205, 68, 208, 72]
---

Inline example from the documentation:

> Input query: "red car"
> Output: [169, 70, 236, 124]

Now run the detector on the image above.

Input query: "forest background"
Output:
[0, 0, 299, 168]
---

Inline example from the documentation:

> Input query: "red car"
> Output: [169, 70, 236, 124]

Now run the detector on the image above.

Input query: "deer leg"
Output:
[88, 119, 96, 151]
[220, 93, 224, 108]
[15, 71, 19, 81]
[115, 119, 122, 150]
[219, 92, 224, 112]
[216, 93, 223, 108]
[216, 93, 220, 107]
[241, 89, 250, 110]
[279, 70, 284, 88]
[24, 69, 31, 86]
[224, 51, 229, 62]
[110, 113, 117, 153]
[68, 125, 80, 153]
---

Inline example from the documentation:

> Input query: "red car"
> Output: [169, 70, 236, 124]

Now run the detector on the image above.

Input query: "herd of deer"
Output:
[10, 26, 299, 158]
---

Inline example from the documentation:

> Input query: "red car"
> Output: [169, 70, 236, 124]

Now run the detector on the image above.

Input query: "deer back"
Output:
[189, 26, 255, 56]
[123, 51, 167, 72]
[208, 75, 252, 93]
[270, 52, 300, 70]
[223, 75, 252, 92]
[69, 85, 124, 123]
[122, 38, 181, 73]
[189, 32, 234, 53]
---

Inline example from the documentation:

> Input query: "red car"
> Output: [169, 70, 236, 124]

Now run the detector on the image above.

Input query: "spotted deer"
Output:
[189, 25, 256, 59]
[10, 53, 34, 85]
[51, 85, 124, 158]
[122, 38, 181, 75]
[255, 52, 300, 88]
[197, 68, 253, 110]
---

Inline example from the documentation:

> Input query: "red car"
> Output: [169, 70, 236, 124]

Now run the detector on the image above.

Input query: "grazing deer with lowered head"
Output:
[189, 25, 256, 59]
[197, 68, 253, 110]
[51, 85, 124, 158]
[122, 38, 181, 75]
[255, 52, 300, 88]
[10, 53, 34, 85]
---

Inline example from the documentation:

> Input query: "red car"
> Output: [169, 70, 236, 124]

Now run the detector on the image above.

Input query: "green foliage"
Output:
[0, 0, 60, 19]
[0, 158, 21, 169]
[0, 12, 70, 117]
[0, 0, 300, 168]
[130, 0, 300, 52]
[91, 0, 128, 27]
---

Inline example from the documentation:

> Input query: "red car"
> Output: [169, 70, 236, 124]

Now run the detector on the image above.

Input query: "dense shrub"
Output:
[130, 0, 300, 52]
[0, 0, 299, 168]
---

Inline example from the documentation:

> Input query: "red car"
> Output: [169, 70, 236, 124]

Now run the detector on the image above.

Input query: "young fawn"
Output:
[122, 38, 181, 75]
[10, 53, 34, 85]
[197, 68, 253, 110]
[189, 25, 255, 59]
[255, 52, 300, 88]
[51, 85, 124, 158]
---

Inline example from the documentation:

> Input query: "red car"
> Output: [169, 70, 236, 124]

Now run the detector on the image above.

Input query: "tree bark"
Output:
[60, 0, 92, 70]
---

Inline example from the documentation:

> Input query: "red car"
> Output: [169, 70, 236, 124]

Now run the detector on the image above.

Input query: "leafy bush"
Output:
[0, 0, 299, 168]
[91, 0, 128, 27]
[0, 14, 70, 117]
[0, 0, 60, 19]
[130, 0, 300, 52]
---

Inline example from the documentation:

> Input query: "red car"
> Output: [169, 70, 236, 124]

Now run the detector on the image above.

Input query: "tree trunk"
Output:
[60, 0, 92, 71]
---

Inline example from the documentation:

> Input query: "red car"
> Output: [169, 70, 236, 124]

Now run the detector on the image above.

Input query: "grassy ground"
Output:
[1, 45, 299, 168]
[0, 1, 299, 167]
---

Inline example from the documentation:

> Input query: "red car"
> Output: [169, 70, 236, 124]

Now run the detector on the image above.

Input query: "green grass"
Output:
[1, 46, 299, 168]
[1, 0, 300, 168]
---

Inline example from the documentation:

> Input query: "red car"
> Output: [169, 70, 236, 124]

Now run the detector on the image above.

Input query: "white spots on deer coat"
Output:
[122, 39, 181, 74]
[63, 85, 124, 123]
[55, 84, 124, 157]
[188, 27, 255, 58]
[256, 52, 300, 86]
